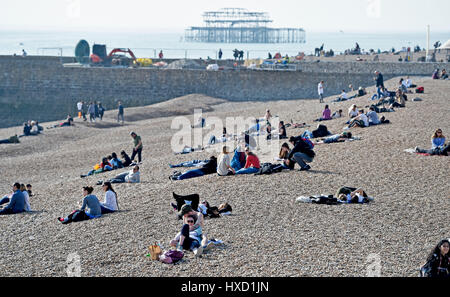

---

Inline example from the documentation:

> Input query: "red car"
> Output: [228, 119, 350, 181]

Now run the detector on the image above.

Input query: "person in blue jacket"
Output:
[0, 183, 25, 215]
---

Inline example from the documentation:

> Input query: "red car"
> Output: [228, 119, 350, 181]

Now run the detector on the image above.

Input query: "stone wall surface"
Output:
[1, 55, 448, 128]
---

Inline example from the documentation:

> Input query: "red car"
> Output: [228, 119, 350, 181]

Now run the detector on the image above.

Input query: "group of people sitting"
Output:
[21, 120, 43, 137]
[0, 183, 33, 215]
[57, 182, 119, 224]
[344, 105, 390, 129]
[432, 69, 448, 80]
[81, 151, 133, 177]
[314, 105, 344, 122]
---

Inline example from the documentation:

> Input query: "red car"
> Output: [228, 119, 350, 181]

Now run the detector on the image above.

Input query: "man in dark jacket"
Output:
[375, 71, 384, 99]
[287, 137, 315, 171]
[0, 183, 25, 215]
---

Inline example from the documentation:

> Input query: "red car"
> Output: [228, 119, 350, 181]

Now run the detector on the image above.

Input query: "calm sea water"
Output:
[0, 30, 448, 60]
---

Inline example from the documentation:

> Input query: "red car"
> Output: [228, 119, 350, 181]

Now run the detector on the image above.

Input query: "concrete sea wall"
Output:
[1, 55, 448, 128]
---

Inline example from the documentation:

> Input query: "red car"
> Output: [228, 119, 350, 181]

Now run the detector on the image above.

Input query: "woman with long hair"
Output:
[100, 181, 119, 214]
[58, 186, 102, 224]
[421, 239, 449, 277]
[235, 147, 261, 175]
[279, 142, 294, 170]
[217, 146, 235, 176]
[415, 129, 449, 155]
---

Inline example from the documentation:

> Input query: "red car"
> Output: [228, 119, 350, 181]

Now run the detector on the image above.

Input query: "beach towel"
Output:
[403, 148, 446, 156]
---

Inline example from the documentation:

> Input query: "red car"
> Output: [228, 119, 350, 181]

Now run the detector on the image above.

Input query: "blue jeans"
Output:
[177, 169, 205, 180]
[0, 197, 10, 205]
[100, 205, 116, 214]
[170, 160, 208, 168]
[292, 152, 313, 169]
[235, 167, 259, 175]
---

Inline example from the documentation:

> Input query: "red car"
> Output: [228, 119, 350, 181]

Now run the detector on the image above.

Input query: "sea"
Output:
[0, 30, 448, 60]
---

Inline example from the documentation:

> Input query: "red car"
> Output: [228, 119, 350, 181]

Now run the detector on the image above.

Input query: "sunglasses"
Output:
[187, 220, 194, 223]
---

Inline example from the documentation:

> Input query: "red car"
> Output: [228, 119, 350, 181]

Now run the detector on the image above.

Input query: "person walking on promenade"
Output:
[130, 132, 143, 163]
[318, 81, 325, 103]
[117, 101, 124, 124]
[218, 49, 223, 59]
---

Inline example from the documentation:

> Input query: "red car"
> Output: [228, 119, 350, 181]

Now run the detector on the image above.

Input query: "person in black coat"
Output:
[421, 239, 449, 277]
[287, 136, 315, 171]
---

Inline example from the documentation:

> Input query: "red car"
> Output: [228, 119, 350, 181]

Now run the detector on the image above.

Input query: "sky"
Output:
[0, 0, 449, 33]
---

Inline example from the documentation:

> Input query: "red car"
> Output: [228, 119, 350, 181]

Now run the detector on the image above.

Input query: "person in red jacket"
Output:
[235, 147, 261, 175]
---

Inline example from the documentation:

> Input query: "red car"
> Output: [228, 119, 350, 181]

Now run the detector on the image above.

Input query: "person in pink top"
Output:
[315, 105, 332, 122]
[235, 147, 261, 175]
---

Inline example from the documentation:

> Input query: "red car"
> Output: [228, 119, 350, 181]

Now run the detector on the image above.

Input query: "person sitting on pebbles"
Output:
[170, 204, 209, 256]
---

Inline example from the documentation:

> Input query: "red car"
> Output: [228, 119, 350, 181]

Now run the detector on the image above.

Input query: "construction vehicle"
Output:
[90, 44, 138, 67]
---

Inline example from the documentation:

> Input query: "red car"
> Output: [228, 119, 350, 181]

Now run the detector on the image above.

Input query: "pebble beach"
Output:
[0, 76, 449, 277]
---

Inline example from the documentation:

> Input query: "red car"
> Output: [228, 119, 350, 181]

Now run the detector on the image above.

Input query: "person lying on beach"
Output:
[208, 127, 232, 145]
[315, 132, 353, 144]
[336, 187, 372, 203]
[314, 105, 332, 122]
[169, 159, 209, 168]
[415, 129, 449, 156]
[0, 135, 20, 144]
[48, 115, 74, 129]
[235, 147, 261, 175]
[57, 186, 102, 224]
[105, 165, 141, 184]
[80, 157, 113, 178]
[420, 239, 449, 277]
[0, 183, 25, 215]
[296, 188, 374, 205]
[286, 121, 309, 129]
[170, 156, 217, 180]
[217, 146, 235, 176]
[346, 109, 369, 129]
[99, 182, 119, 214]
[174, 145, 204, 155]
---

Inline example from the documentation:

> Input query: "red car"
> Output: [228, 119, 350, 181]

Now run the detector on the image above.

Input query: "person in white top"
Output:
[348, 104, 358, 118]
[99, 182, 119, 214]
[20, 184, 31, 212]
[318, 81, 324, 103]
[217, 146, 235, 176]
[347, 109, 369, 128]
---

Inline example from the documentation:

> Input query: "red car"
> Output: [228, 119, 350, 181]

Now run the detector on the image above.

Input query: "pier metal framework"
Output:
[185, 8, 305, 44]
